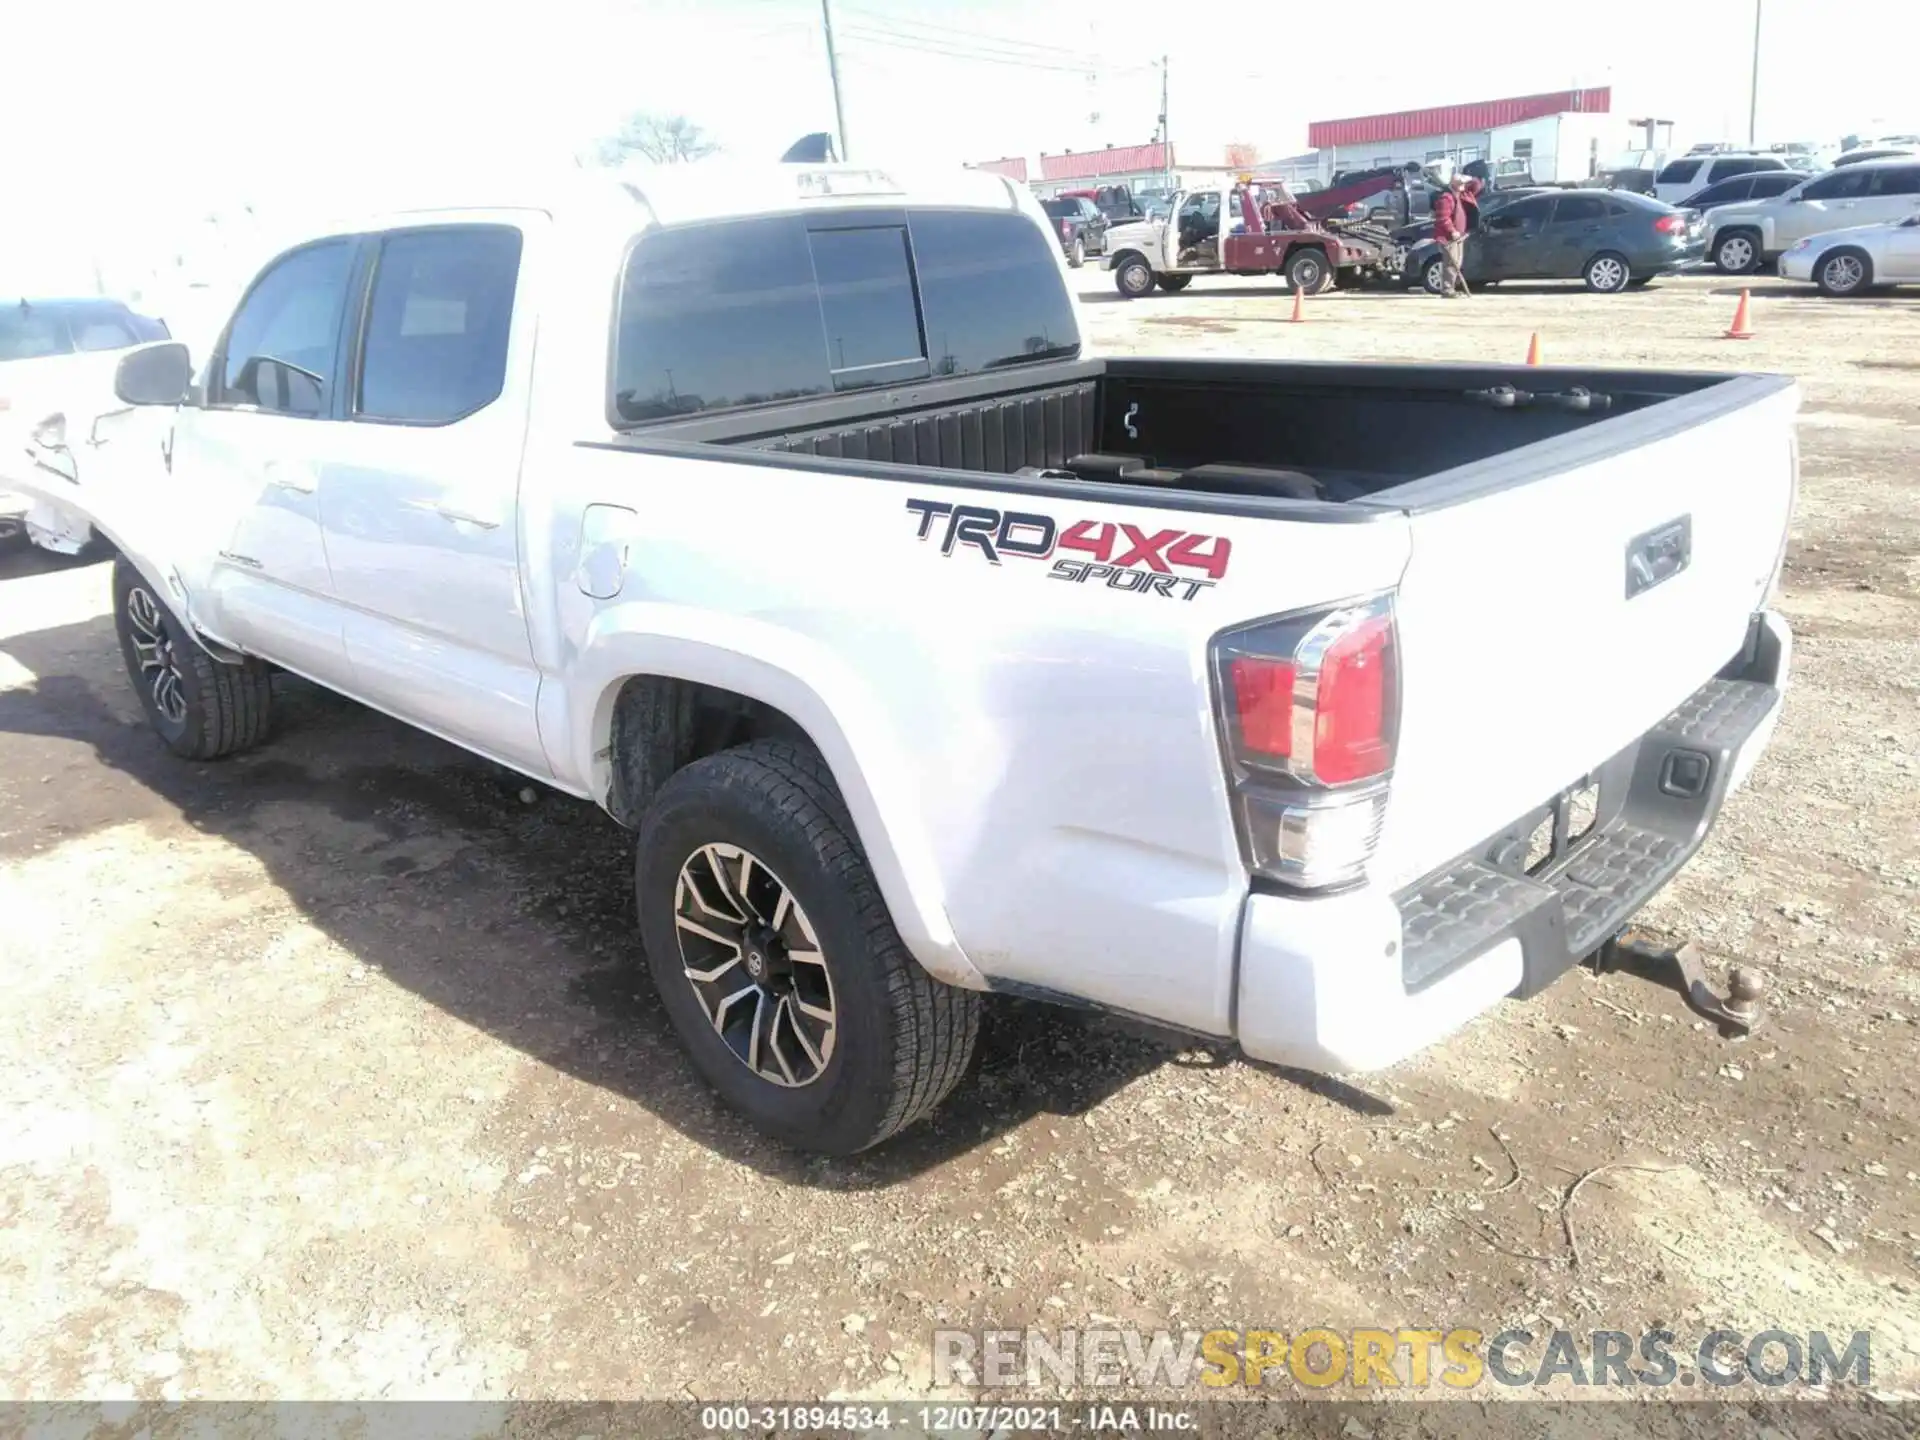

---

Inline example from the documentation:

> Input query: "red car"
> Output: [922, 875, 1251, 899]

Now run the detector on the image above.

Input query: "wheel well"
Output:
[605, 675, 813, 829]
[1111, 248, 1148, 269]
[1284, 243, 1328, 264]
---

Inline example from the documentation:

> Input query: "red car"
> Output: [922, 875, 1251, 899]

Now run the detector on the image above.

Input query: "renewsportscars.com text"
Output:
[933, 1326, 1873, 1391]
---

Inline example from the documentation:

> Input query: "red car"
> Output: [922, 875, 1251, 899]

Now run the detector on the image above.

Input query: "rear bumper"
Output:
[1234, 611, 1791, 1073]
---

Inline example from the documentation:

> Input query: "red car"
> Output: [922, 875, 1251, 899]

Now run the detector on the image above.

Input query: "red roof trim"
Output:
[1039, 143, 1170, 181]
[1308, 88, 1611, 149]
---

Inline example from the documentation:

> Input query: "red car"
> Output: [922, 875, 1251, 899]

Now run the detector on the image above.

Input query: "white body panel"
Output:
[1779, 218, 1920, 285]
[1707, 158, 1920, 256]
[1, 162, 1802, 1074]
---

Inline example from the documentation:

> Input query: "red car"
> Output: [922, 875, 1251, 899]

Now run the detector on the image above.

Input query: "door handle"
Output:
[263, 460, 317, 494]
[430, 498, 502, 530]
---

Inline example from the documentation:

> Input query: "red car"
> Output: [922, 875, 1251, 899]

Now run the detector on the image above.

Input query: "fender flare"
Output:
[567, 603, 986, 991]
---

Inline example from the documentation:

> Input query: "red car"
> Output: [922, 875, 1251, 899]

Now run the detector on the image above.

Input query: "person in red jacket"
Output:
[1432, 174, 1482, 297]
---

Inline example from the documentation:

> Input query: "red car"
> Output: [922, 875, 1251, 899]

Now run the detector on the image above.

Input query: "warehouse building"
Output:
[969, 143, 1240, 204]
[1306, 87, 1619, 185]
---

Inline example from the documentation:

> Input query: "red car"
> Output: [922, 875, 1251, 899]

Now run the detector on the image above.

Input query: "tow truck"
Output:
[1101, 177, 1405, 298]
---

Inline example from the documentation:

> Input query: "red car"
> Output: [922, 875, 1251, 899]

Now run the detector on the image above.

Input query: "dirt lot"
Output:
[2, 272, 1916, 1416]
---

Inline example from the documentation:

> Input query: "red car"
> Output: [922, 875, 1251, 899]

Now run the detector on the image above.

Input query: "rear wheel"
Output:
[635, 740, 981, 1154]
[1155, 274, 1192, 292]
[1714, 229, 1759, 274]
[1067, 235, 1085, 269]
[112, 558, 274, 759]
[1816, 248, 1871, 296]
[1114, 255, 1154, 299]
[1584, 252, 1631, 292]
[1286, 248, 1329, 295]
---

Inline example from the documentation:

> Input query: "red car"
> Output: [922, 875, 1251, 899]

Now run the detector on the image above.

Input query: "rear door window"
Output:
[1549, 195, 1607, 223]
[1802, 168, 1872, 200]
[1656, 160, 1702, 185]
[1870, 165, 1920, 196]
[354, 225, 522, 424]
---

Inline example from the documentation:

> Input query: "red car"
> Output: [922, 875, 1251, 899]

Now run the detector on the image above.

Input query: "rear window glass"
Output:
[0, 307, 72, 362]
[1656, 160, 1702, 184]
[612, 208, 1079, 425]
[810, 225, 923, 375]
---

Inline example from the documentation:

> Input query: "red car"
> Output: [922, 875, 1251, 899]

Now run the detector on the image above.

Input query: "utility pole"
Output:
[822, 0, 850, 161]
[1747, 0, 1762, 147]
[1159, 55, 1171, 192]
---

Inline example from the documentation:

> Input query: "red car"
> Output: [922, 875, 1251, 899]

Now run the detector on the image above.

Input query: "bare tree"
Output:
[593, 113, 719, 166]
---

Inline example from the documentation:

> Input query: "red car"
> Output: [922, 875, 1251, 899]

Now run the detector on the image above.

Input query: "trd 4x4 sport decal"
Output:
[904, 498, 1231, 602]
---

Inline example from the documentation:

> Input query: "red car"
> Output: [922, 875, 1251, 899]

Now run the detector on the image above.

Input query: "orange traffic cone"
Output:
[1524, 333, 1542, 365]
[1725, 289, 1755, 340]
[1289, 287, 1306, 323]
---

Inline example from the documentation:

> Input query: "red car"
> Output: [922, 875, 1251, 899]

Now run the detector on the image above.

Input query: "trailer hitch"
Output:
[1590, 929, 1767, 1036]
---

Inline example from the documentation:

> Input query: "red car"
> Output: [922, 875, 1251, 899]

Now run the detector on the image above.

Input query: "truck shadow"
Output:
[0, 613, 1333, 1187]
[0, 542, 104, 581]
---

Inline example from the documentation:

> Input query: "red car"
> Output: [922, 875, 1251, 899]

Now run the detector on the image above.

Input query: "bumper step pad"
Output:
[1396, 674, 1781, 997]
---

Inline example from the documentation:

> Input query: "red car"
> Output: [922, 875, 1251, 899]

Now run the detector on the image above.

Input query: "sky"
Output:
[4, 0, 1916, 298]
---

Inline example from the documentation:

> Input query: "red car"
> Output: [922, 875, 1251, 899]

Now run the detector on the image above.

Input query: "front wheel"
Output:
[112, 558, 274, 759]
[1422, 256, 1448, 294]
[1113, 255, 1154, 299]
[1816, 248, 1871, 297]
[635, 740, 981, 1154]
[1584, 252, 1631, 293]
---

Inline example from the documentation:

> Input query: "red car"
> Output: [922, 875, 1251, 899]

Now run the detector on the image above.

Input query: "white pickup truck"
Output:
[9, 163, 1799, 1153]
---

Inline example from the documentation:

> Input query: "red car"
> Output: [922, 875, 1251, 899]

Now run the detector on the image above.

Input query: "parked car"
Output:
[0, 296, 171, 555]
[1780, 213, 1920, 295]
[1704, 157, 1920, 274]
[3, 163, 1798, 1154]
[1404, 190, 1703, 293]
[1040, 196, 1107, 267]
[1678, 170, 1806, 212]
[1652, 153, 1790, 204]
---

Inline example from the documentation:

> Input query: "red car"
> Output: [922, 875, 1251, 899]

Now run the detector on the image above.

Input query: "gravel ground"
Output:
[1, 271, 1915, 1419]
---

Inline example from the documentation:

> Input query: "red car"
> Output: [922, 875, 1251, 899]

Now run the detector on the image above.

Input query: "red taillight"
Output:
[1228, 656, 1298, 758]
[1061, 220, 1072, 238]
[1653, 213, 1683, 234]
[1312, 616, 1395, 784]
[1219, 600, 1398, 787]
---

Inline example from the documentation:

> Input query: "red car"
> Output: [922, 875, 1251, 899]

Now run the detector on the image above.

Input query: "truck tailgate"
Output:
[1371, 375, 1798, 891]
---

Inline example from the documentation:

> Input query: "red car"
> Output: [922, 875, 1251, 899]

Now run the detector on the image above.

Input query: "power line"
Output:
[838, 25, 1153, 78]
[837, 5, 1089, 61]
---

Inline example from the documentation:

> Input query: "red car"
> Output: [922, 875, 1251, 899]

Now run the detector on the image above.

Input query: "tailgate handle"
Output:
[1626, 515, 1692, 598]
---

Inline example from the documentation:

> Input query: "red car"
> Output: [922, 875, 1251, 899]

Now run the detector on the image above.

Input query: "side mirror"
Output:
[115, 340, 194, 407]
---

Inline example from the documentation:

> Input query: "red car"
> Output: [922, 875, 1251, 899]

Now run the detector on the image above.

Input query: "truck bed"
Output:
[613, 357, 1789, 517]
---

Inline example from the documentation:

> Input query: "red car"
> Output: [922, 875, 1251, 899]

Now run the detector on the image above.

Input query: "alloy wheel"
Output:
[126, 586, 187, 725]
[1590, 257, 1627, 291]
[1823, 254, 1865, 293]
[673, 843, 836, 1087]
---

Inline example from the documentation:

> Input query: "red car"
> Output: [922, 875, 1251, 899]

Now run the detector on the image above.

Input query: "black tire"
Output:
[1422, 256, 1448, 294]
[1714, 228, 1760, 275]
[1067, 236, 1085, 269]
[112, 557, 273, 760]
[1113, 254, 1153, 299]
[1815, 247, 1872, 297]
[1584, 251, 1631, 292]
[1627, 277, 1655, 289]
[1155, 274, 1192, 292]
[1286, 248, 1329, 294]
[634, 739, 981, 1155]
